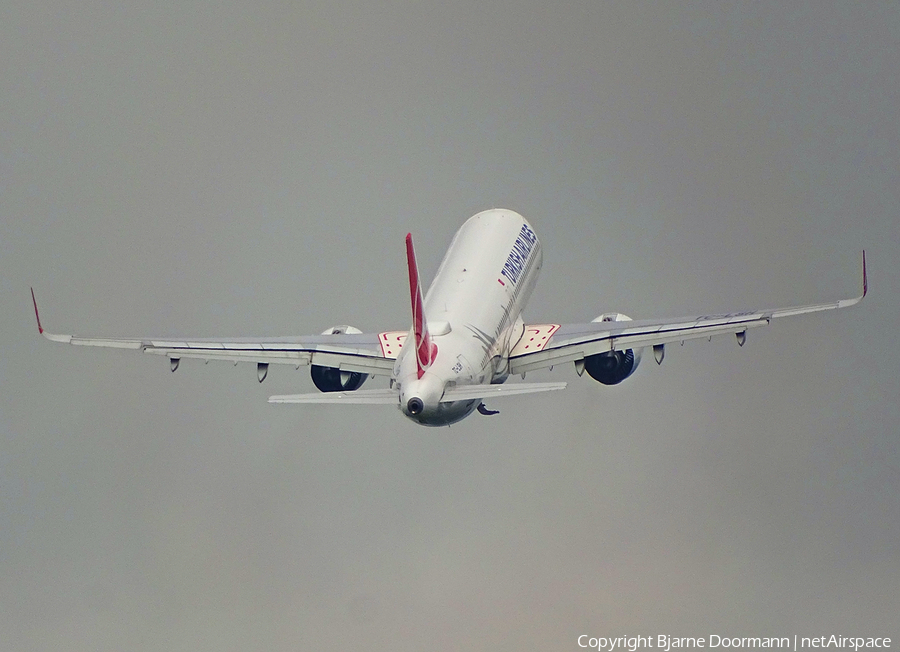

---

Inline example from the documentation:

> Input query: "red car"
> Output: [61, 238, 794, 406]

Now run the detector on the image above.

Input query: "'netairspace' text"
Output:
[577, 636, 892, 652]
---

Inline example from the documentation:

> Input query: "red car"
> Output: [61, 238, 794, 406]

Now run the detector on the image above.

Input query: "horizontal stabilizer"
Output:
[440, 382, 566, 402]
[269, 382, 567, 406]
[269, 389, 399, 405]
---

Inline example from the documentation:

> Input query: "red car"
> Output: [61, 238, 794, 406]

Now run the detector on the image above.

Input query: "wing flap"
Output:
[66, 335, 143, 348]
[610, 316, 771, 350]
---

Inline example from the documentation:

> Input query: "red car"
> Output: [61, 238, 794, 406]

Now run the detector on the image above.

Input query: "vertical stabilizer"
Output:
[406, 233, 437, 378]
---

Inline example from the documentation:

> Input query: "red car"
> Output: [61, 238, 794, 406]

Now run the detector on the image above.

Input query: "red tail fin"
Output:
[406, 233, 436, 378]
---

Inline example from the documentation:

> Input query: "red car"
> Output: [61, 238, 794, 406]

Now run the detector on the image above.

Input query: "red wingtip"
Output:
[862, 250, 867, 297]
[31, 287, 44, 334]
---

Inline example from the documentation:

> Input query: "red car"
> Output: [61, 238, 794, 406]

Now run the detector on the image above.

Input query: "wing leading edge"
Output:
[30, 289, 394, 376]
[510, 251, 867, 375]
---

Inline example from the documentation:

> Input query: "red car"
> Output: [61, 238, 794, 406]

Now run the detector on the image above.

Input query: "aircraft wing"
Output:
[31, 290, 396, 377]
[510, 252, 867, 375]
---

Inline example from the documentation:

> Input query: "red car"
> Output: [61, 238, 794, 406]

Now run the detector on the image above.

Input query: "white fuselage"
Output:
[394, 209, 542, 425]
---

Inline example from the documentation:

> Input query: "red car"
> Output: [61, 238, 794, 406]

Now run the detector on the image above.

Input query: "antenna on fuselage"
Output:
[406, 233, 437, 379]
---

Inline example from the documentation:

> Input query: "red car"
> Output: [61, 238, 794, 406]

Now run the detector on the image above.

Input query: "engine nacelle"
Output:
[582, 313, 642, 385]
[310, 325, 369, 393]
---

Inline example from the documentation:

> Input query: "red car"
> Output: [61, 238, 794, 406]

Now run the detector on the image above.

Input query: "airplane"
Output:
[31, 208, 867, 427]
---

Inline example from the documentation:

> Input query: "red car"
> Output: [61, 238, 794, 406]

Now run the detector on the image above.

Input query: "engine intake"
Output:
[584, 349, 639, 385]
[310, 325, 369, 393]
[581, 312, 642, 385]
[311, 365, 368, 392]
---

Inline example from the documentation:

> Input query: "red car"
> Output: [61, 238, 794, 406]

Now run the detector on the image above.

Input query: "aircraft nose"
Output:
[407, 397, 424, 415]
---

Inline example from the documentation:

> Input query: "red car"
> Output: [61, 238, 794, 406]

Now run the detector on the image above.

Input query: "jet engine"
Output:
[310, 325, 369, 393]
[581, 313, 642, 385]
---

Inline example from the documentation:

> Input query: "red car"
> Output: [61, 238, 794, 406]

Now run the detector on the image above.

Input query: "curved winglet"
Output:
[29, 289, 73, 343]
[834, 249, 868, 309]
[31, 288, 44, 334]
[862, 250, 868, 298]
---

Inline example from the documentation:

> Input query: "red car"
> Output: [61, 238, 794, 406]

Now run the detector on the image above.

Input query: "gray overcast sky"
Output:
[2, 2, 898, 650]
